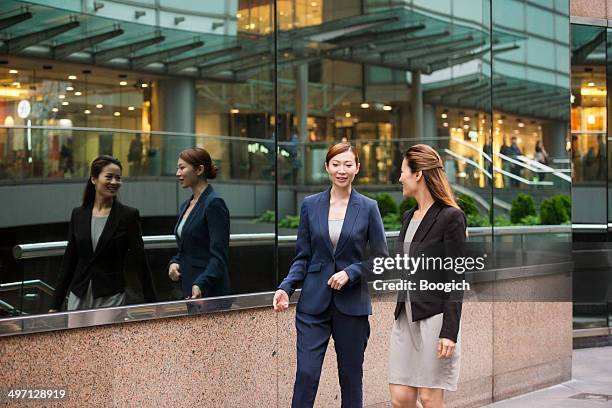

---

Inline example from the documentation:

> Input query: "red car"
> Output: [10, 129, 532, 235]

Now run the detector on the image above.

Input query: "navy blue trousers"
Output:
[291, 300, 370, 408]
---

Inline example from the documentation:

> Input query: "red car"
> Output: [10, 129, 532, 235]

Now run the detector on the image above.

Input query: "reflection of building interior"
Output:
[0, 0, 569, 191]
[571, 36, 606, 183]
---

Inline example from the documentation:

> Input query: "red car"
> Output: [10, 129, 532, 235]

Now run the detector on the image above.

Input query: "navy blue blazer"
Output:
[170, 185, 230, 297]
[279, 188, 389, 316]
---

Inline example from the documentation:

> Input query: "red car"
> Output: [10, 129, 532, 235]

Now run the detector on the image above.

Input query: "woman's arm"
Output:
[343, 201, 389, 286]
[128, 209, 157, 303]
[439, 210, 467, 343]
[50, 208, 79, 311]
[278, 200, 312, 297]
[193, 198, 230, 295]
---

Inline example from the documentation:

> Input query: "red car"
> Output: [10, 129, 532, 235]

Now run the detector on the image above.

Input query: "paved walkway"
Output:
[484, 346, 612, 407]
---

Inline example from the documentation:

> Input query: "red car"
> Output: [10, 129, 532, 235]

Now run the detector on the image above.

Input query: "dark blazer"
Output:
[394, 201, 467, 343]
[51, 200, 156, 310]
[279, 187, 389, 316]
[170, 185, 230, 298]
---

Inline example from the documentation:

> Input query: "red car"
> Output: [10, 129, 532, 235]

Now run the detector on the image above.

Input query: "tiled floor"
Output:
[484, 346, 612, 407]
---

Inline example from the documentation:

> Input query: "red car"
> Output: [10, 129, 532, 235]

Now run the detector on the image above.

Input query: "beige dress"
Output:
[388, 218, 461, 391]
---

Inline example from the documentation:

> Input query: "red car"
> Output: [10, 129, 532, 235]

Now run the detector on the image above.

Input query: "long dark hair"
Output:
[82, 155, 123, 206]
[405, 144, 458, 209]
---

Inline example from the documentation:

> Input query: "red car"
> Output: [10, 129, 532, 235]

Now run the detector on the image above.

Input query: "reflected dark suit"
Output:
[170, 185, 230, 298]
[51, 200, 156, 310]
[279, 188, 389, 408]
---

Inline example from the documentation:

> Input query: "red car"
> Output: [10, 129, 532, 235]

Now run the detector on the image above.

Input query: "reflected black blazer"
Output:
[394, 201, 467, 343]
[170, 185, 230, 298]
[51, 200, 156, 310]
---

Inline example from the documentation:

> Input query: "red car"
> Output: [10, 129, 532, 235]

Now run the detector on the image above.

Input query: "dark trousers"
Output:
[292, 300, 370, 408]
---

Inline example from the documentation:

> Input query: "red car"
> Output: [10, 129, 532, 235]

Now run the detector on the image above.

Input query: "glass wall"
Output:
[571, 23, 611, 330]
[0, 0, 571, 323]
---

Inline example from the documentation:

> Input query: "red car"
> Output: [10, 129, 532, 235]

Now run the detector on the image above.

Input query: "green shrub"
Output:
[494, 215, 512, 226]
[374, 192, 398, 217]
[510, 193, 536, 224]
[518, 215, 541, 225]
[279, 215, 300, 229]
[540, 195, 571, 225]
[255, 210, 275, 223]
[383, 213, 402, 230]
[457, 194, 479, 217]
[467, 213, 491, 227]
[558, 194, 571, 218]
[399, 197, 417, 215]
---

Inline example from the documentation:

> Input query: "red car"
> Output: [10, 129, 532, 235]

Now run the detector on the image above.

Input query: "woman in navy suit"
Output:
[168, 147, 230, 299]
[273, 142, 389, 408]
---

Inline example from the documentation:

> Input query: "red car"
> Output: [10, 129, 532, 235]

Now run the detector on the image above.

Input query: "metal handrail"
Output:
[12, 226, 571, 260]
[0, 280, 55, 296]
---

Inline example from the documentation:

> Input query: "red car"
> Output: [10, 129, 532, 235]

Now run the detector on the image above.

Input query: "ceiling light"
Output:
[128, 106, 135, 111]
[11, 82, 20, 87]
[441, 113, 447, 119]
[52, 107, 58, 112]
[463, 116, 470, 121]
[587, 82, 595, 87]
[113, 111, 120, 116]
[119, 81, 127, 86]
[62, 101, 69, 106]
[345, 112, 352, 118]
[96, 104, 103, 108]
[230, 108, 239, 114]
[58, 94, 65, 99]
[9, 69, 18, 74]
[141, 83, 148, 88]
[360, 102, 370, 109]
[84, 109, 91, 115]
[443, 122, 448, 127]
[66, 86, 74, 91]
[497, 119, 503, 124]
[383, 105, 392, 111]
[74, 91, 82, 96]
[463, 124, 469, 129]
[68, 75, 77, 80]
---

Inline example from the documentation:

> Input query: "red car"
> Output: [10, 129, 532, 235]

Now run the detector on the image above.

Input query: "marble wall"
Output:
[0, 287, 572, 407]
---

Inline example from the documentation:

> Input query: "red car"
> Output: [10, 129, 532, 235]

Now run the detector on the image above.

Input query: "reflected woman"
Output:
[273, 142, 389, 408]
[168, 147, 230, 298]
[49, 155, 156, 312]
[389, 144, 467, 408]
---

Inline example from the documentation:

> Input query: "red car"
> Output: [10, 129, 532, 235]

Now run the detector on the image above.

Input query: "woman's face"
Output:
[399, 158, 420, 198]
[92, 163, 122, 200]
[325, 150, 359, 189]
[176, 158, 203, 188]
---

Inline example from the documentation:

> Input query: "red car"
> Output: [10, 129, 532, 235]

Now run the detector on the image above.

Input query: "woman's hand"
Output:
[327, 271, 349, 290]
[168, 263, 181, 281]
[437, 338, 456, 359]
[190, 285, 202, 299]
[273, 289, 289, 312]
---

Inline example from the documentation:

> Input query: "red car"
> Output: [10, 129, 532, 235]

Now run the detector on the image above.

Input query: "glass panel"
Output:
[0, 0, 277, 317]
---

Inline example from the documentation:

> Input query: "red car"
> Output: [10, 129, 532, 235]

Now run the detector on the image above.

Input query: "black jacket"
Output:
[51, 200, 156, 310]
[394, 201, 467, 343]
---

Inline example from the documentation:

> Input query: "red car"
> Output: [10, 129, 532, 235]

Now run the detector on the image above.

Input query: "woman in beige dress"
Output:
[389, 144, 467, 408]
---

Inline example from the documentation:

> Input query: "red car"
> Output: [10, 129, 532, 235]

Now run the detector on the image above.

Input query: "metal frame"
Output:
[0, 225, 572, 337]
